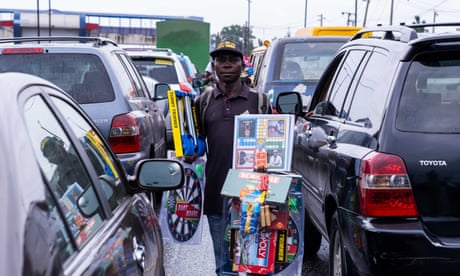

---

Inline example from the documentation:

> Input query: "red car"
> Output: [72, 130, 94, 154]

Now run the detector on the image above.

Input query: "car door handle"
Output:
[132, 236, 145, 273]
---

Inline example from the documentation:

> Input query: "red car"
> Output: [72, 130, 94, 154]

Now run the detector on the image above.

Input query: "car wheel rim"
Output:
[332, 231, 342, 276]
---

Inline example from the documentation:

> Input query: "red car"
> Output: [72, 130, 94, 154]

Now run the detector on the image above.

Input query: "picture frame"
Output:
[232, 114, 294, 172]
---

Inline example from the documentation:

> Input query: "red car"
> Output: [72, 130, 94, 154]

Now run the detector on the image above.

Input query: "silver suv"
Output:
[0, 36, 167, 175]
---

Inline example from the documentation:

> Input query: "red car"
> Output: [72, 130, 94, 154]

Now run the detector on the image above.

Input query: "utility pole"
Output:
[363, 0, 370, 27]
[342, 12, 354, 26]
[246, 0, 251, 55]
[304, 0, 308, 27]
[318, 14, 325, 27]
[36, 0, 40, 36]
[354, 0, 358, 26]
[390, 0, 394, 25]
[48, 0, 51, 36]
[432, 10, 438, 33]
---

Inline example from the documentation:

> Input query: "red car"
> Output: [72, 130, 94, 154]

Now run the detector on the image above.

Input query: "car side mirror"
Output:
[136, 159, 184, 190]
[153, 83, 171, 100]
[276, 91, 304, 116]
[192, 77, 204, 89]
[77, 176, 114, 217]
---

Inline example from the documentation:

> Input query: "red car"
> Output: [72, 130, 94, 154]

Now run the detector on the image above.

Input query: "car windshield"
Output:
[0, 53, 115, 104]
[397, 51, 460, 133]
[132, 58, 179, 83]
[277, 41, 344, 81]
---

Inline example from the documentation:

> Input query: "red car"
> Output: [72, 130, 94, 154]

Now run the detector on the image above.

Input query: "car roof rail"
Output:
[406, 22, 460, 30]
[0, 36, 118, 47]
[122, 46, 173, 55]
[351, 25, 418, 43]
[149, 47, 174, 55]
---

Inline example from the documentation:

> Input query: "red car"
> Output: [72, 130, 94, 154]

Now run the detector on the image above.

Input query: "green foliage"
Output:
[412, 15, 427, 33]
[211, 24, 256, 56]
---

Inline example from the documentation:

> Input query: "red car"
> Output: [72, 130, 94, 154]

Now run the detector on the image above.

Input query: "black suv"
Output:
[276, 23, 460, 275]
[0, 37, 167, 175]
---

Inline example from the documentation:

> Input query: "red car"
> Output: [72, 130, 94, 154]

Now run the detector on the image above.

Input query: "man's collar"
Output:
[213, 82, 250, 99]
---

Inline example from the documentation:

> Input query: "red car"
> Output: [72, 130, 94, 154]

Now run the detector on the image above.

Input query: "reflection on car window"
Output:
[23, 94, 103, 249]
[0, 53, 115, 104]
[118, 54, 148, 98]
[328, 50, 367, 117]
[51, 96, 129, 210]
[397, 51, 460, 133]
[278, 42, 344, 81]
[346, 51, 388, 128]
[134, 59, 180, 83]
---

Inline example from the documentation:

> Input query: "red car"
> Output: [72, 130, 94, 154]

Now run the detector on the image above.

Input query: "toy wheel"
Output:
[166, 167, 202, 242]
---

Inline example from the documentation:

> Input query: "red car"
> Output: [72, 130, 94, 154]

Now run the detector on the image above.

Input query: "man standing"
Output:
[195, 40, 271, 275]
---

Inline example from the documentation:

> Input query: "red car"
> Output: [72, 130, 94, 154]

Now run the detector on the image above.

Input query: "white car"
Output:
[124, 46, 197, 149]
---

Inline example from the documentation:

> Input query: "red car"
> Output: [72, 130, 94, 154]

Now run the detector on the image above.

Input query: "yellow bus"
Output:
[295, 26, 362, 37]
[248, 41, 269, 87]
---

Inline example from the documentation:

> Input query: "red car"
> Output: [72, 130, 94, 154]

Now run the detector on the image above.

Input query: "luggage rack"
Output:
[351, 22, 460, 43]
[0, 36, 118, 47]
[122, 46, 174, 55]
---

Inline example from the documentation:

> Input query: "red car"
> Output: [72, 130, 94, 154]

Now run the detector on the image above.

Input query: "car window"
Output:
[51, 96, 129, 210]
[117, 53, 149, 98]
[397, 51, 460, 132]
[133, 58, 180, 83]
[0, 53, 115, 104]
[278, 41, 345, 81]
[345, 51, 388, 128]
[326, 50, 367, 116]
[23, 94, 104, 251]
[179, 57, 193, 79]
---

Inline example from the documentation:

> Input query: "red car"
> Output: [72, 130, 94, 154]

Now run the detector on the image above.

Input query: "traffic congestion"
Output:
[2, 2, 460, 276]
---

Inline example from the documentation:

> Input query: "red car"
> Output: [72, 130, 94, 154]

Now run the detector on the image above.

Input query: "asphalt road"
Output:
[163, 216, 329, 276]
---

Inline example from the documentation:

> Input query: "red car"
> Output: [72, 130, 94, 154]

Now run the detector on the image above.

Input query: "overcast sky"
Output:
[3, 0, 460, 40]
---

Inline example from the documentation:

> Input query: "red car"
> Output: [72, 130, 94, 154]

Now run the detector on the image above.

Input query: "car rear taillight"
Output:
[109, 113, 141, 154]
[179, 82, 192, 92]
[2, 48, 44, 54]
[359, 152, 418, 217]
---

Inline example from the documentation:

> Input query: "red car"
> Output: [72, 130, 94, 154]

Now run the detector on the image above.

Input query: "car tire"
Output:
[329, 211, 347, 276]
[303, 209, 322, 258]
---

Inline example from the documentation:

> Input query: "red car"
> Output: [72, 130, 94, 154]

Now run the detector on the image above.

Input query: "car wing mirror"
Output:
[153, 83, 171, 100]
[77, 175, 114, 217]
[134, 159, 185, 191]
[275, 91, 304, 116]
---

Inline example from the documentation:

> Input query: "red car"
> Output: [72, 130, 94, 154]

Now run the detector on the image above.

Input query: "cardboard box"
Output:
[234, 230, 277, 275]
[221, 169, 293, 204]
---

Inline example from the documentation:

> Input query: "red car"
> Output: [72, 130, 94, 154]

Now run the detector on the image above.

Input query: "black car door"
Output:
[21, 87, 161, 275]
[303, 49, 368, 232]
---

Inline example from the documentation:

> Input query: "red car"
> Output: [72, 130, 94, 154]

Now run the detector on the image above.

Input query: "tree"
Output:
[211, 24, 256, 56]
[412, 15, 427, 33]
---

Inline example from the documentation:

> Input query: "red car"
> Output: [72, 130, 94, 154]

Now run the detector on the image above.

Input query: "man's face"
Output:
[213, 54, 243, 83]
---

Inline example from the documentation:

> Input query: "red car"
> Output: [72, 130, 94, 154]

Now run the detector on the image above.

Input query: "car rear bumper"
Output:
[342, 211, 460, 276]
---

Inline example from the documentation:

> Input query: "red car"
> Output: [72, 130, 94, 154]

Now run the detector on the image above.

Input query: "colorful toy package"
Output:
[234, 230, 277, 275]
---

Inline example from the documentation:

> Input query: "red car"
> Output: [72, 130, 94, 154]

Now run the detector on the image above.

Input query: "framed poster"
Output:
[233, 114, 295, 172]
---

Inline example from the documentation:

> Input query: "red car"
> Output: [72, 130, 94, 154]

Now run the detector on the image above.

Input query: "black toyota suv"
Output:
[276, 23, 460, 275]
